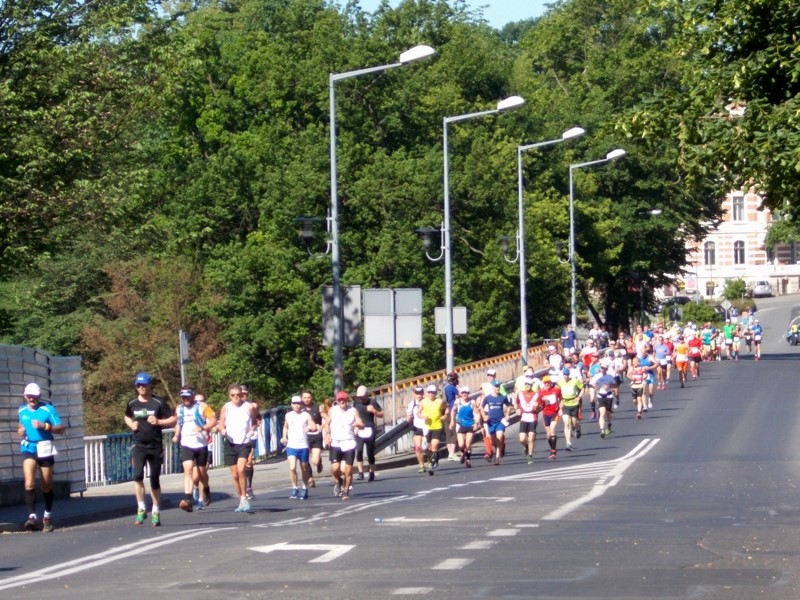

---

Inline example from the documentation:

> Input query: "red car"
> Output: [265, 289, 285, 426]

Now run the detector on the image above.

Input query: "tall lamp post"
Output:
[327, 45, 435, 392]
[569, 148, 627, 330]
[501, 126, 585, 366]
[419, 96, 526, 374]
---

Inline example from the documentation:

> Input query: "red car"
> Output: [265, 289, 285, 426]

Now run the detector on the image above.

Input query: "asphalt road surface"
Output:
[2, 296, 800, 599]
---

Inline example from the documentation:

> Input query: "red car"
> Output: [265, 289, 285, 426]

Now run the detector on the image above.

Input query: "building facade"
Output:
[683, 188, 799, 298]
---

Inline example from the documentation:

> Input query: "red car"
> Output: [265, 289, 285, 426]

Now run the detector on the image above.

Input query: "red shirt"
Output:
[539, 385, 562, 417]
[688, 337, 702, 356]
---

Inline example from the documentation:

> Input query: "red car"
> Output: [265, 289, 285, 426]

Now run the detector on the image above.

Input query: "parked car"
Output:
[746, 281, 773, 298]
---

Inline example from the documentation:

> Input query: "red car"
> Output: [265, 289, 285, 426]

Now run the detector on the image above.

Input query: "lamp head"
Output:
[498, 235, 510, 255]
[606, 148, 626, 160]
[496, 95, 525, 111]
[415, 226, 439, 251]
[562, 127, 585, 140]
[399, 45, 436, 64]
[296, 216, 321, 246]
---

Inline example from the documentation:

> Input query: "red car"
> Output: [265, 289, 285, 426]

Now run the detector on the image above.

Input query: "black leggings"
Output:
[131, 444, 163, 491]
[356, 435, 376, 465]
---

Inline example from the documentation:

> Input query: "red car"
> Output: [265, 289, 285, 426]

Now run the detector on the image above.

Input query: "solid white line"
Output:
[514, 523, 540, 528]
[393, 587, 433, 595]
[0, 527, 237, 591]
[432, 558, 473, 570]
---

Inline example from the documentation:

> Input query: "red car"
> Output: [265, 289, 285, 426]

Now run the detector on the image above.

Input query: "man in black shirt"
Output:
[353, 385, 383, 482]
[124, 372, 176, 526]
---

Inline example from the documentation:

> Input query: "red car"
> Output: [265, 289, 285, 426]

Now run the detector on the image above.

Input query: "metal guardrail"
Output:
[83, 344, 554, 487]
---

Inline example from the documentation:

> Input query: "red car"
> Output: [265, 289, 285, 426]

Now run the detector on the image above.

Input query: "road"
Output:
[2, 296, 800, 599]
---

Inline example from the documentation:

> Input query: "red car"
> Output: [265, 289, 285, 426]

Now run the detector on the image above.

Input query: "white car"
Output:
[746, 281, 773, 298]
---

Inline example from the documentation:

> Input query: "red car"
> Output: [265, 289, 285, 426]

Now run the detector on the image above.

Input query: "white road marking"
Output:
[454, 496, 514, 503]
[515, 523, 540, 528]
[543, 438, 660, 521]
[381, 517, 457, 523]
[460, 540, 497, 550]
[0, 527, 236, 592]
[393, 587, 433, 595]
[249, 542, 355, 563]
[432, 558, 473, 570]
[487, 528, 519, 537]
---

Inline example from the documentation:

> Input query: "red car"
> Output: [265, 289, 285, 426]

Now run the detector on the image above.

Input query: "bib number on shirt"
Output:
[36, 440, 57, 458]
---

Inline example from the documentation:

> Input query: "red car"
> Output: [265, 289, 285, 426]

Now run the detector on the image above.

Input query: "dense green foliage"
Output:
[2, 0, 791, 433]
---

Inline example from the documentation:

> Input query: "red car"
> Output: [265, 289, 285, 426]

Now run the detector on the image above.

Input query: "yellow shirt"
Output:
[420, 396, 445, 430]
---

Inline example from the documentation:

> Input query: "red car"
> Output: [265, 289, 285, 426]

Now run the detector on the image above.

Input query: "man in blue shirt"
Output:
[17, 382, 65, 532]
[443, 372, 460, 460]
[480, 381, 512, 465]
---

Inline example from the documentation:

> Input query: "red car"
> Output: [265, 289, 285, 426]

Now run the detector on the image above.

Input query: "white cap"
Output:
[290, 395, 302, 404]
[459, 385, 470, 394]
[355, 385, 368, 397]
[426, 384, 437, 393]
[486, 368, 496, 376]
[24, 383, 41, 397]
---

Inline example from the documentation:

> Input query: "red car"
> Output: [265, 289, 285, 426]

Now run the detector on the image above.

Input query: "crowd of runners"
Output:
[16, 311, 764, 530]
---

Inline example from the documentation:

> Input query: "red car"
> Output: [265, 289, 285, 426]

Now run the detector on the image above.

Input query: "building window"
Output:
[704, 242, 716, 265]
[732, 194, 744, 221]
[734, 241, 745, 264]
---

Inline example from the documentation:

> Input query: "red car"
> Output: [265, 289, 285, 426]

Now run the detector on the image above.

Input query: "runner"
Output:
[239, 384, 260, 501]
[593, 365, 616, 438]
[281, 395, 318, 499]
[673, 336, 689, 388]
[722, 319, 736, 360]
[751, 319, 764, 360]
[17, 383, 65, 532]
[480, 380, 511, 465]
[451, 386, 477, 468]
[301, 390, 325, 487]
[173, 386, 216, 512]
[653, 335, 670, 390]
[557, 368, 583, 451]
[419, 384, 447, 475]
[218, 383, 260, 512]
[687, 332, 702, 379]
[405, 386, 427, 473]
[515, 377, 541, 464]
[627, 357, 646, 419]
[325, 390, 364, 500]
[353, 385, 383, 482]
[124, 372, 176, 526]
[538, 376, 562, 460]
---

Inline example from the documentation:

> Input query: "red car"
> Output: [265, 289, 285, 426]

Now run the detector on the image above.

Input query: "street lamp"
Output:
[419, 95, 526, 374]
[323, 45, 434, 393]
[501, 126, 585, 366]
[568, 148, 627, 329]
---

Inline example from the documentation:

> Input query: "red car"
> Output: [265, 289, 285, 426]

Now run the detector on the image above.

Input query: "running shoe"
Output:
[591, 411, 597, 420]
[600, 429, 606, 439]
[428, 467, 435, 476]
[465, 459, 472, 468]
[548, 451, 556, 461]
[290, 488, 299, 499]
[431, 455, 439, 469]
[647, 400, 653, 409]
[134, 509, 146, 526]
[151, 513, 161, 527]
[448, 455, 457, 462]
[460, 453, 466, 464]
[355, 472, 364, 481]
[300, 488, 309, 500]
[239, 502, 252, 512]
[179, 499, 193, 513]
[24, 516, 38, 532]
[637, 412, 642, 420]
[576, 426, 582, 439]
[333, 482, 342, 497]
[484, 453, 492, 462]
[245, 488, 255, 500]
[341, 493, 350, 501]
[494, 458, 501, 465]
[308, 478, 316, 488]
[566, 444, 573, 451]
[316, 462, 323, 474]
[42, 517, 54, 532]
[527, 457, 534, 465]
[196, 500, 205, 511]
[192, 487, 199, 503]
[203, 492, 212, 507]
[417, 466, 426, 473]
[368, 472, 375, 482]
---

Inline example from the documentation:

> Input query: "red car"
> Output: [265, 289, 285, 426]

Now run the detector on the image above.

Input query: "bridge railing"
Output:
[83, 343, 553, 486]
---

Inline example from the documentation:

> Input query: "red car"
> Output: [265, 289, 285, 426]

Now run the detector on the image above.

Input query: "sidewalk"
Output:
[0, 449, 419, 533]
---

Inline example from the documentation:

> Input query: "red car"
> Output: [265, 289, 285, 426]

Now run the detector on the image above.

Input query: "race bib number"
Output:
[36, 440, 57, 458]
[733, 337, 740, 342]
[336, 439, 357, 452]
[754, 335, 762, 341]
[357, 426, 373, 439]
[725, 339, 733, 345]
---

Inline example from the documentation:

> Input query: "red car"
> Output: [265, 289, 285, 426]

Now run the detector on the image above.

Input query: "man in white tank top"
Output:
[218, 384, 259, 512]
[324, 390, 364, 501]
[281, 395, 318, 500]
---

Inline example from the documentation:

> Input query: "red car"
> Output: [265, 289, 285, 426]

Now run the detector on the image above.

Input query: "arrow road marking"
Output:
[249, 542, 355, 563]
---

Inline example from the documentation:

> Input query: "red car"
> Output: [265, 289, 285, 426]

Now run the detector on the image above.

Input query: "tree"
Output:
[629, 0, 800, 213]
